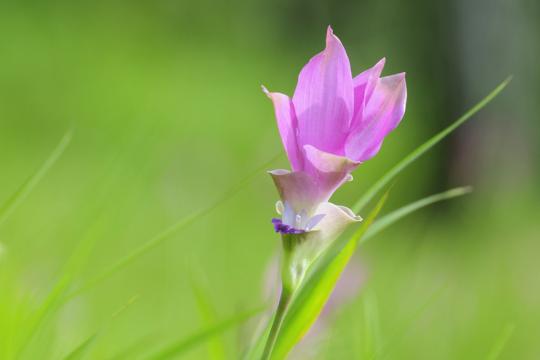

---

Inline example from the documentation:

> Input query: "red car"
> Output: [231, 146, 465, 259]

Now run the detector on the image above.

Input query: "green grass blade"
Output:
[362, 291, 382, 359]
[66, 211, 201, 300]
[268, 192, 389, 360]
[189, 277, 227, 360]
[144, 307, 264, 360]
[62, 333, 98, 360]
[353, 77, 511, 213]
[486, 323, 515, 360]
[362, 186, 472, 243]
[65, 153, 280, 300]
[15, 147, 148, 357]
[61, 295, 139, 360]
[0, 131, 72, 228]
[377, 284, 448, 360]
[242, 322, 272, 360]
[15, 213, 111, 357]
[106, 334, 159, 360]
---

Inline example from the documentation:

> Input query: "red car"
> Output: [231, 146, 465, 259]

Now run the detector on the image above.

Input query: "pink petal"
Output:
[263, 87, 303, 171]
[345, 73, 407, 162]
[351, 58, 386, 124]
[309, 202, 362, 244]
[270, 145, 358, 214]
[292, 26, 354, 155]
[302, 144, 359, 204]
[303, 144, 358, 178]
[269, 169, 322, 215]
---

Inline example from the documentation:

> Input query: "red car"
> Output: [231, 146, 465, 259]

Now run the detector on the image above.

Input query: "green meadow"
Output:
[0, 1, 538, 359]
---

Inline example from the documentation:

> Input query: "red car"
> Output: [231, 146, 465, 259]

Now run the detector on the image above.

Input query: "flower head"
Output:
[259, 29, 406, 358]
[264, 26, 407, 224]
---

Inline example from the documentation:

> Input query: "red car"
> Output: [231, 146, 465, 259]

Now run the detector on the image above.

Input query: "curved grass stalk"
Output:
[60, 295, 140, 360]
[362, 186, 472, 243]
[375, 284, 448, 360]
[486, 323, 515, 360]
[353, 77, 511, 213]
[260, 289, 292, 360]
[144, 307, 264, 360]
[257, 186, 472, 358]
[189, 274, 227, 360]
[62, 333, 98, 360]
[64, 153, 281, 301]
[0, 131, 72, 228]
[15, 151, 279, 357]
[15, 212, 112, 358]
[261, 192, 389, 360]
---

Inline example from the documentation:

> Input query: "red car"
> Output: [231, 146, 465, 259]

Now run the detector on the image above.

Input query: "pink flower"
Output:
[264, 26, 406, 232]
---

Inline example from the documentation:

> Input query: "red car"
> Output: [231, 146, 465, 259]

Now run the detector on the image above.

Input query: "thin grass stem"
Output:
[353, 77, 511, 213]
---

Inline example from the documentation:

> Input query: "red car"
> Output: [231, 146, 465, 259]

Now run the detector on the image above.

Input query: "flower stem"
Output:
[260, 287, 292, 360]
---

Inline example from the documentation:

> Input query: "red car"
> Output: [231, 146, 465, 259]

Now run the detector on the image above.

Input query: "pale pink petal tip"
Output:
[325, 25, 344, 47]
[326, 25, 333, 38]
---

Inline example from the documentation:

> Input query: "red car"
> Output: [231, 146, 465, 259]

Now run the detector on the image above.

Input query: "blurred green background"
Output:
[0, 0, 538, 359]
